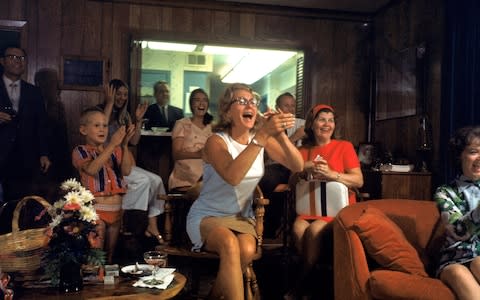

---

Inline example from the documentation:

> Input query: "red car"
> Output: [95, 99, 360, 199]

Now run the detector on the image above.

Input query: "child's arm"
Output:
[81, 126, 126, 176]
[120, 124, 136, 176]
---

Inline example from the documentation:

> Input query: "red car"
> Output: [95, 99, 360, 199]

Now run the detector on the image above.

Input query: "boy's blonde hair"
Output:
[79, 107, 105, 126]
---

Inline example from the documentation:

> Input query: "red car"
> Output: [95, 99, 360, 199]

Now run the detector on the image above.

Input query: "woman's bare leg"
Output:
[203, 226, 244, 300]
[440, 263, 480, 300]
[302, 220, 327, 267]
[292, 217, 310, 253]
[237, 233, 257, 271]
[285, 219, 327, 300]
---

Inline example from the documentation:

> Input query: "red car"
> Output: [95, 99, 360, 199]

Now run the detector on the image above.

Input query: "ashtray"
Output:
[121, 264, 153, 277]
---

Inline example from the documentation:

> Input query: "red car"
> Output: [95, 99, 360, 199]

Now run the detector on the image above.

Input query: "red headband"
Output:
[312, 104, 334, 117]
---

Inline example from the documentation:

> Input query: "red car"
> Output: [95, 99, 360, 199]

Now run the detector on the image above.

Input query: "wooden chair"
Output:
[158, 184, 269, 299]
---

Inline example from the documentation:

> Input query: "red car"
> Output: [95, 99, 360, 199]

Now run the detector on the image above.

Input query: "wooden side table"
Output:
[17, 272, 186, 300]
[361, 170, 432, 200]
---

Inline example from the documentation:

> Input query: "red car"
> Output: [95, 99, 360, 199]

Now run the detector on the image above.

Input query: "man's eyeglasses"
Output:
[4, 55, 26, 62]
[232, 97, 259, 107]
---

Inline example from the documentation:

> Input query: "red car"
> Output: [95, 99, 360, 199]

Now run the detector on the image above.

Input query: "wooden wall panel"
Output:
[171, 8, 193, 33]
[111, 2, 129, 79]
[161, 7, 173, 32]
[0, 1, 24, 20]
[25, 0, 39, 82]
[6, 0, 442, 169]
[83, 1, 103, 57]
[61, 0, 85, 56]
[139, 5, 162, 30]
[101, 2, 113, 59]
[374, 0, 443, 181]
[36, 0, 61, 70]
[0, 2, 10, 19]
[213, 11, 230, 37]
[192, 9, 212, 34]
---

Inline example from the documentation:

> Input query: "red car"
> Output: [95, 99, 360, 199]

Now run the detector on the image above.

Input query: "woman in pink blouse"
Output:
[168, 88, 213, 192]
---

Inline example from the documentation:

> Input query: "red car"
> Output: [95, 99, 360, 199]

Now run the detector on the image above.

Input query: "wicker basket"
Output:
[0, 196, 51, 280]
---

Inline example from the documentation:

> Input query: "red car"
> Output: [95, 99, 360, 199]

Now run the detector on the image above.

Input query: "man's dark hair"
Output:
[275, 92, 295, 107]
[2, 45, 26, 57]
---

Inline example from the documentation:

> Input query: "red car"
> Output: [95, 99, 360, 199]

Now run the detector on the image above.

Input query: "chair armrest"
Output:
[253, 186, 269, 250]
[333, 218, 370, 300]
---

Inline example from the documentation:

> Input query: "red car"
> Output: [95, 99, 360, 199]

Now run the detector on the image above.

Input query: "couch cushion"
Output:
[351, 207, 428, 276]
[370, 270, 455, 300]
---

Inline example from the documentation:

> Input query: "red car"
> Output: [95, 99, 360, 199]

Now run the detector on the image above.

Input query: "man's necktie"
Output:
[163, 106, 168, 123]
[9, 83, 19, 111]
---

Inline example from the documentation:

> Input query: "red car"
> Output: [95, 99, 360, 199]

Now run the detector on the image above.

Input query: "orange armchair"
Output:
[333, 199, 455, 300]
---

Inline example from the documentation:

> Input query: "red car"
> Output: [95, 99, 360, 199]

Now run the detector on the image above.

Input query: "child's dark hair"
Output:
[449, 126, 480, 172]
[80, 107, 105, 125]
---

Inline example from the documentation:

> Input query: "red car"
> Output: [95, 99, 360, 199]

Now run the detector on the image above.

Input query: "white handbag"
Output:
[295, 180, 349, 217]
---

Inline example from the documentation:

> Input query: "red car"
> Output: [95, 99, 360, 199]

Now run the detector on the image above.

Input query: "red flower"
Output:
[88, 231, 102, 248]
[63, 202, 81, 211]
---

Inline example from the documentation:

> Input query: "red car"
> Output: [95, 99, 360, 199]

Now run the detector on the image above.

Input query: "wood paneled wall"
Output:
[1, 0, 444, 186]
[373, 0, 444, 186]
[1, 0, 371, 150]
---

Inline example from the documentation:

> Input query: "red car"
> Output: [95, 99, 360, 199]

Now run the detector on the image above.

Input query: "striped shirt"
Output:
[72, 144, 127, 196]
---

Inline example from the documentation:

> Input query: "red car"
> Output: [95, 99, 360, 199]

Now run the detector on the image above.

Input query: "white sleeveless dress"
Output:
[186, 132, 264, 251]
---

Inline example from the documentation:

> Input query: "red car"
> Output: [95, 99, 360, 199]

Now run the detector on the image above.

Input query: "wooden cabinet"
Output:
[136, 133, 173, 190]
[361, 170, 432, 200]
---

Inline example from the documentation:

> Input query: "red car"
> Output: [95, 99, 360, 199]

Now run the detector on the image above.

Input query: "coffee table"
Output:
[16, 272, 186, 299]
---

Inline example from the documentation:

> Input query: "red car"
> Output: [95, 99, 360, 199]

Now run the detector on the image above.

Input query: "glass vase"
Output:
[59, 261, 83, 293]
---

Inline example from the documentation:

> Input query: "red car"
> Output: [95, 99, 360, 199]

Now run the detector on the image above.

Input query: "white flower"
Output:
[64, 191, 83, 206]
[79, 206, 98, 222]
[53, 200, 65, 209]
[78, 188, 94, 204]
[60, 178, 83, 191]
[49, 214, 63, 228]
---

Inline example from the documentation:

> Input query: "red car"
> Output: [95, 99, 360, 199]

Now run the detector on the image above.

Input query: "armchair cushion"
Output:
[351, 207, 428, 277]
[370, 270, 455, 300]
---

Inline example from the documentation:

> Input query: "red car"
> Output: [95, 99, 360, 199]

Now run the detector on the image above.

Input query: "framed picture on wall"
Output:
[61, 56, 108, 90]
[375, 46, 417, 120]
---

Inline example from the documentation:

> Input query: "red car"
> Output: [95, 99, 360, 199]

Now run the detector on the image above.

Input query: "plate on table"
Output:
[121, 264, 153, 277]
[151, 127, 169, 133]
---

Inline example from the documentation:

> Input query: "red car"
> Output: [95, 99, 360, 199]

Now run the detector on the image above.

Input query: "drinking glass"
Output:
[141, 118, 149, 130]
[143, 250, 168, 285]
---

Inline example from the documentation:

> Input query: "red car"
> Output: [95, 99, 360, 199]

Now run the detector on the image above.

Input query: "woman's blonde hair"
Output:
[213, 83, 260, 133]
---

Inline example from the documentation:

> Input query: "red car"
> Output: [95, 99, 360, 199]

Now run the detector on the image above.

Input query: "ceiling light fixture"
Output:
[146, 41, 197, 52]
[221, 49, 297, 84]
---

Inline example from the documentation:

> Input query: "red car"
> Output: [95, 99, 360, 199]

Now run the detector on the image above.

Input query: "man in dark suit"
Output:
[144, 80, 184, 131]
[0, 46, 51, 203]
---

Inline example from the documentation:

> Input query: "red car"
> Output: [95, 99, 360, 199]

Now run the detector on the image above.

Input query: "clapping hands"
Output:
[110, 124, 136, 147]
[259, 108, 296, 137]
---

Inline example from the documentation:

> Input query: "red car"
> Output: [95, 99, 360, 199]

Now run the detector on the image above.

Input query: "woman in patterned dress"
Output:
[435, 126, 480, 300]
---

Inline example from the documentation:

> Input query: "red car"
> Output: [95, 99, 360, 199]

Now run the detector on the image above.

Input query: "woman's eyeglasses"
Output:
[231, 97, 259, 107]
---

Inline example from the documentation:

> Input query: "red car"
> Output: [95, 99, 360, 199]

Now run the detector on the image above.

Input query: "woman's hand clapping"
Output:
[135, 102, 148, 121]
[258, 108, 296, 138]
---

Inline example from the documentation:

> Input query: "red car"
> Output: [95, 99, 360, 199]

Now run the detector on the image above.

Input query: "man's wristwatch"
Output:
[250, 138, 264, 148]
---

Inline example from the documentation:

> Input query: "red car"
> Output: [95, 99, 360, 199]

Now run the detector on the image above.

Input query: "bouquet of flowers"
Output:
[42, 179, 105, 287]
